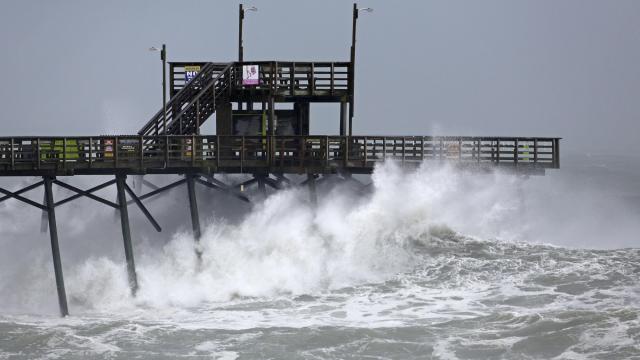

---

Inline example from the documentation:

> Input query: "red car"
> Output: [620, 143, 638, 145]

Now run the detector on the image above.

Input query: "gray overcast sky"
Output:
[1, 0, 639, 156]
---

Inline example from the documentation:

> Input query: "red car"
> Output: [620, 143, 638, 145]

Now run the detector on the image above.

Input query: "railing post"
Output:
[272, 62, 277, 92]
[330, 62, 335, 95]
[164, 135, 169, 168]
[89, 137, 93, 168]
[383, 138, 387, 160]
[114, 136, 119, 168]
[196, 100, 201, 135]
[192, 135, 196, 167]
[402, 137, 406, 165]
[62, 138, 67, 170]
[290, 62, 295, 95]
[344, 136, 349, 168]
[139, 136, 144, 170]
[514, 139, 519, 165]
[534, 139, 538, 163]
[310, 63, 315, 96]
[554, 138, 560, 168]
[364, 136, 368, 167]
[496, 139, 500, 163]
[36, 138, 41, 170]
[216, 136, 221, 170]
[10, 138, 14, 170]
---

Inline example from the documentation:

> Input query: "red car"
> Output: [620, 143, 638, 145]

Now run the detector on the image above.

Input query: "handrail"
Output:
[138, 62, 232, 136]
[0, 135, 561, 176]
[169, 63, 234, 132]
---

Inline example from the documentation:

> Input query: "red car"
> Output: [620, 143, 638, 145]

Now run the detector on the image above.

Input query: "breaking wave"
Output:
[0, 160, 639, 358]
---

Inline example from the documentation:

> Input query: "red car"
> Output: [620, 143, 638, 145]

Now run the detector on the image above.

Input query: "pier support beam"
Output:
[307, 174, 318, 206]
[43, 177, 69, 317]
[116, 174, 138, 296]
[186, 174, 202, 242]
[256, 175, 267, 198]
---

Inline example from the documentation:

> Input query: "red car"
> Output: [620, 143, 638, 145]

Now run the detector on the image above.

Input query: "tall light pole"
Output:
[350, 4, 373, 136]
[238, 4, 258, 64]
[239, 4, 257, 111]
[149, 44, 167, 134]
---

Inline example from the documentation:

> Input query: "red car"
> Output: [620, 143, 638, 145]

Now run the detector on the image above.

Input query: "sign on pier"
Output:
[242, 65, 259, 85]
[185, 65, 201, 83]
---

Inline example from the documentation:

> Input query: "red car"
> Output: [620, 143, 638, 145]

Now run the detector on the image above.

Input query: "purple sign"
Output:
[242, 65, 259, 85]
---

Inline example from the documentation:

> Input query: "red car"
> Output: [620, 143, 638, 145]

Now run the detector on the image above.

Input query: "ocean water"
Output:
[0, 156, 639, 359]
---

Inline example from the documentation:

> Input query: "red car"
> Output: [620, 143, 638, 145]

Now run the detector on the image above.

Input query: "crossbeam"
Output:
[0, 181, 44, 203]
[54, 179, 118, 208]
[133, 178, 187, 203]
[0, 185, 47, 210]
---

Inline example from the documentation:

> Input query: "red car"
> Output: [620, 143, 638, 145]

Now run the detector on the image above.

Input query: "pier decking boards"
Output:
[0, 5, 561, 317]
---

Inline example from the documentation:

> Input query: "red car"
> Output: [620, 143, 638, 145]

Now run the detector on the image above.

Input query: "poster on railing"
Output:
[242, 65, 259, 85]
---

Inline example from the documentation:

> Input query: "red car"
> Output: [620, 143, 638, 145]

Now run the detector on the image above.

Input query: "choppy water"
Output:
[1, 157, 639, 359]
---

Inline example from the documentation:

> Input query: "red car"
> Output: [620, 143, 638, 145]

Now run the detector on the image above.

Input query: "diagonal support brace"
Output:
[195, 176, 251, 203]
[0, 181, 44, 204]
[0, 184, 47, 210]
[234, 177, 258, 190]
[54, 179, 118, 208]
[262, 176, 283, 190]
[124, 182, 162, 232]
[131, 178, 187, 203]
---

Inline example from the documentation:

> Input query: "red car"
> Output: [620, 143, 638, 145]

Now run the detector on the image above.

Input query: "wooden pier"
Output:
[0, 3, 561, 317]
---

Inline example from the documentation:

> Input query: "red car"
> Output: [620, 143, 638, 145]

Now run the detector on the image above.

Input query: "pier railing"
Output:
[0, 136, 559, 175]
[235, 61, 351, 96]
[169, 61, 351, 97]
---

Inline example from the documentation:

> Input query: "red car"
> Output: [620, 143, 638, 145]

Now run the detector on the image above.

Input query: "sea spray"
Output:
[1, 161, 638, 315]
[1, 161, 639, 358]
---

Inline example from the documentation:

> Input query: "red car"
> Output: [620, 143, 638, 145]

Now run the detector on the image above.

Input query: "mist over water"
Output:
[0, 155, 639, 359]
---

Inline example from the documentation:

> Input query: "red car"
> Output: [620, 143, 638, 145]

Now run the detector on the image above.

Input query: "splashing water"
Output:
[0, 160, 639, 359]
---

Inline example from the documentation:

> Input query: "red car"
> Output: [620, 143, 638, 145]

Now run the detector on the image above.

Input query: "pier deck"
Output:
[0, 135, 559, 177]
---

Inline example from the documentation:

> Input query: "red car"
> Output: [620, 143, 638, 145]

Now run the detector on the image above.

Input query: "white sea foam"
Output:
[0, 160, 639, 358]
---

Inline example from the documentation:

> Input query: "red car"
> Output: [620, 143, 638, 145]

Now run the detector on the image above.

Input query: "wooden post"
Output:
[116, 174, 138, 296]
[44, 176, 69, 317]
[186, 174, 202, 244]
[340, 101, 348, 136]
[307, 173, 317, 207]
